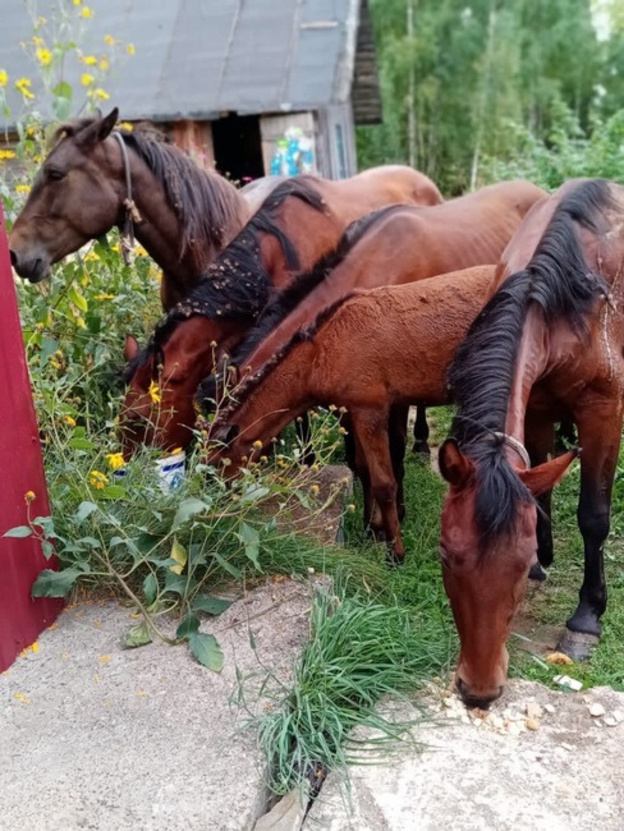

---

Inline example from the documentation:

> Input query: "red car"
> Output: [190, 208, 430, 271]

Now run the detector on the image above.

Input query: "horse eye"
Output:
[47, 169, 65, 181]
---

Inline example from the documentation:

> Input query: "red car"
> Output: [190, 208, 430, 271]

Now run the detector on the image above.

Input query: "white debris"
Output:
[526, 701, 543, 720]
[589, 703, 606, 718]
[544, 704, 556, 715]
[554, 674, 583, 691]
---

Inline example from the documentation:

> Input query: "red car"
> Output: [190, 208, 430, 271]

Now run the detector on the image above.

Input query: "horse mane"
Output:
[448, 178, 613, 541]
[124, 177, 329, 382]
[197, 293, 354, 415]
[53, 117, 245, 269]
[224, 203, 407, 370]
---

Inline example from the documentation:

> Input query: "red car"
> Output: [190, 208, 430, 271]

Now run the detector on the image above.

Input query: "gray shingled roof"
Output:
[0, 0, 369, 127]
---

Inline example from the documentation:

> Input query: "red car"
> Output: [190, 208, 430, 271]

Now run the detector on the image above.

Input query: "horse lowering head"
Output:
[120, 316, 218, 458]
[439, 439, 576, 708]
[10, 108, 121, 283]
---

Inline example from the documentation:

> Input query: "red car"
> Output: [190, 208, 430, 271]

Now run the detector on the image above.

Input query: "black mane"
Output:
[447, 178, 613, 540]
[124, 177, 328, 381]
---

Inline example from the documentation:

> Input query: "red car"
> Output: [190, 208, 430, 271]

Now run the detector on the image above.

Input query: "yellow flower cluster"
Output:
[81, 72, 94, 87]
[15, 183, 31, 194]
[88, 470, 108, 489]
[36, 47, 52, 66]
[0, 69, 8, 87]
[148, 380, 161, 404]
[94, 292, 115, 301]
[80, 6, 94, 19]
[0, 149, 16, 162]
[64, 415, 76, 427]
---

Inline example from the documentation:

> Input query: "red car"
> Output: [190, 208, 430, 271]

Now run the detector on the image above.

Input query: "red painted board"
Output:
[0, 204, 63, 672]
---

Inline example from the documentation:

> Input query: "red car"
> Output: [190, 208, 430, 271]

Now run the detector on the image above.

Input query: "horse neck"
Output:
[504, 306, 553, 441]
[125, 148, 250, 309]
[227, 341, 317, 450]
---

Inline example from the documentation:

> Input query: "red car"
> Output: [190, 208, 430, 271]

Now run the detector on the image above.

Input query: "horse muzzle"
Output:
[455, 676, 504, 710]
[10, 248, 51, 283]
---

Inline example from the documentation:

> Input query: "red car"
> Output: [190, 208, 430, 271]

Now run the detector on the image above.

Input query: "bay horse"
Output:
[121, 180, 546, 457]
[119, 170, 449, 454]
[438, 178, 624, 709]
[9, 107, 443, 310]
[203, 265, 497, 564]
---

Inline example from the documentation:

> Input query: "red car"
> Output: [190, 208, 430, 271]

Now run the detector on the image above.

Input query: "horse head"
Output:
[10, 108, 122, 283]
[119, 316, 219, 458]
[438, 438, 576, 708]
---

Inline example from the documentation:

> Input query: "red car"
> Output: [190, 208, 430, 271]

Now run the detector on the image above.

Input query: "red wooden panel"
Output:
[0, 204, 63, 671]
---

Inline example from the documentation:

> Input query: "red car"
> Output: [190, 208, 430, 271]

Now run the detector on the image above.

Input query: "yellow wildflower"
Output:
[126, 43, 135, 55]
[73, 0, 82, 5]
[105, 452, 125, 470]
[120, 121, 133, 131]
[99, 57, 109, 71]
[15, 78, 35, 99]
[83, 55, 98, 66]
[32, 36, 43, 46]
[0, 69, 7, 87]
[93, 292, 114, 300]
[310, 484, 320, 496]
[148, 380, 161, 404]
[25, 490, 36, 501]
[15, 183, 31, 194]
[104, 35, 115, 46]
[80, 6, 94, 18]
[88, 470, 108, 490]
[0, 149, 16, 161]
[92, 88, 110, 101]
[64, 415, 76, 427]
[252, 440, 263, 449]
[83, 250, 99, 261]
[36, 16, 46, 25]
[347, 503, 356, 512]
[36, 47, 52, 65]
[81, 72, 94, 86]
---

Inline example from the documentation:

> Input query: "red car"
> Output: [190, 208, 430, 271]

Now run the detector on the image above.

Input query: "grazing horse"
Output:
[9, 106, 442, 310]
[121, 180, 546, 456]
[438, 178, 624, 709]
[120, 172, 446, 454]
[204, 265, 497, 563]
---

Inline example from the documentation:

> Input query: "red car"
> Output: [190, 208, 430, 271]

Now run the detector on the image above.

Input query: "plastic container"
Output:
[155, 450, 186, 492]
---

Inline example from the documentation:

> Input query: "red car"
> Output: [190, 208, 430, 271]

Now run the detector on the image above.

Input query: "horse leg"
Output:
[524, 415, 556, 582]
[350, 408, 405, 566]
[557, 403, 622, 660]
[412, 405, 430, 456]
[389, 404, 408, 524]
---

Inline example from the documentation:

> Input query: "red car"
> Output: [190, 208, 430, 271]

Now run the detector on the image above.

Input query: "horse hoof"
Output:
[412, 441, 430, 458]
[528, 562, 548, 582]
[556, 628, 599, 661]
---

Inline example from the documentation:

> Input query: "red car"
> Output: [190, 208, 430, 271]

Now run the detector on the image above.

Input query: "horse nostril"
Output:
[9, 249, 18, 268]
[455, 677, 502, 710]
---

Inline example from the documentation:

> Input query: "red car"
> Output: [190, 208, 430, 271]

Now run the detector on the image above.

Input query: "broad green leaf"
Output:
[52, 80, 73, 100]
[32, 567, 81, 597]
[41, 539, 55, 560]
[123, 621, 153, 648]
[240, 485, 269, 503]
[237, 521, 261, 569]
[75, 500, 98, 522]
[189, 632, 224, 672]
[143, 573, 158, 606]
[3, 525, 33, 538]
[169, 537, 188, 574]
[100, 485, 127, 500]
[176, 613, 200, 640]
[164, 572, 189, 596]
[172, 497, 210, 531]
[212, 550, 243, 580]
[68, 436, 95, 450]
[68, 284, 88, 313]
[191, 595, 233, 616]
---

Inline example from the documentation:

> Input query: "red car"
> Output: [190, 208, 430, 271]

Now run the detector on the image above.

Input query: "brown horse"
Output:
[204, 265, 497, 563]
[119, 172, 447, 454]
[438, 178, 624, 709]
[9, 107, 442, 310]
[122, 180, 545, 457]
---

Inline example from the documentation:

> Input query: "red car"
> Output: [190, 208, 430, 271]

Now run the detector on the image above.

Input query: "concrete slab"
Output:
[308, 679, 624, 830]
[1, 578, 315, 831]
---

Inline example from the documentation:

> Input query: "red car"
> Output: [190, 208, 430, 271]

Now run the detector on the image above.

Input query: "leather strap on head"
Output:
[112, 130, 143, 266]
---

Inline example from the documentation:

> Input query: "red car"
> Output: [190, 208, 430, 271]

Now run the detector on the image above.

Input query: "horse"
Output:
[202, 265, 497, 562]
[9, 107, 443, 310]
[437, 177, 624, 709]
[121, 180, 546, 457]
[119, 171, 448, 455]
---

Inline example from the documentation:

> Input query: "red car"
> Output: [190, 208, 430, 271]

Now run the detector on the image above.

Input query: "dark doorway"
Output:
[212, 113, 265, 184]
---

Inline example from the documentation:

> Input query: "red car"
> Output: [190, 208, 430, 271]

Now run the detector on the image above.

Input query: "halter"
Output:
[112, 131, 143, 266]
[493, 432, 531, 469]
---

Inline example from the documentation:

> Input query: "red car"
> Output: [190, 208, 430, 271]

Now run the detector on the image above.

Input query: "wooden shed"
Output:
[0, 0, 382, 182]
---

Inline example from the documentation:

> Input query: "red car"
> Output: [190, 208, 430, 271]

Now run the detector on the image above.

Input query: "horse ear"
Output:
[78, 107, 119, 147]
[519, 449, 578, 496]
[124, 333, 140, 361]
[439, 439, 474, 488]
